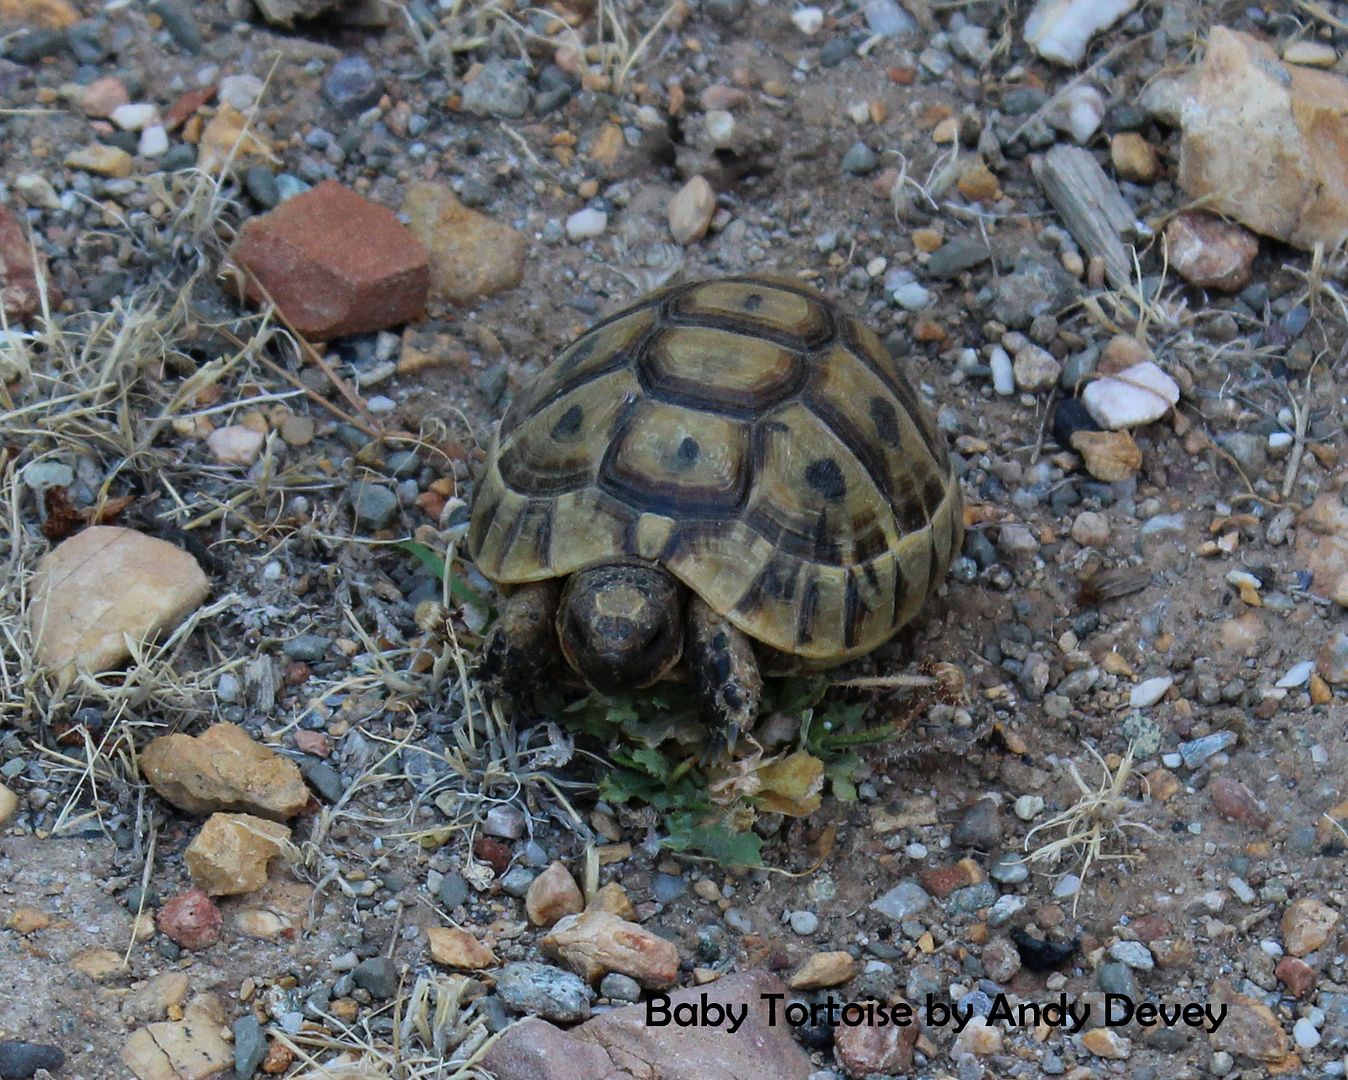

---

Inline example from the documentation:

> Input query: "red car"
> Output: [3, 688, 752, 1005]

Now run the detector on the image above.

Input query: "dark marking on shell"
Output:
[805, 458, 847, 502]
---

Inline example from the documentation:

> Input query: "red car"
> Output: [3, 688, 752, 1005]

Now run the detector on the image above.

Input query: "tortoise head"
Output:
[556, 562, 684, 693]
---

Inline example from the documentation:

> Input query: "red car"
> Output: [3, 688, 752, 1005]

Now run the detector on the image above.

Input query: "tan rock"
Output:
[1283, 40, 1338, 68]
[1080, 1027, 1131, 1058]
[1, 204, 60, 322]
[122, 972, 192, 1022]
[1070, 429, 1142, 482]
[542, 909, 679, 988]
[950, 1015, 1003, 1057]
[63, 144, 134, 178]
[205, 424, 265, 466]
[231, 876, 313, 940]
[121, 994, 232, 1080]
[196, 104, 274, 176]
[1297, 494, 1348, 594]
[78, 75, 130, 118]
[427, 926, 497, 970]
[525, 861, 585, 927]
[1098, 333, 1152, 374]
[6, 906, 50, 933]
[141, 723, 308, 820]
[71, 947, 125, 979]
[787, 951, 857, 990]
[1164, 211, 1258, 292]
[668, 175, 716, 245]
[957, 160, 1002, 203]
[185, 812, 291, 896]
[0, 782, 15, 824]
[0, 0, 81, 27]
[586, 881, 636, 920]
[1282, 898, 1339, 956]
[1179, 27, 1348, 251]
[28, 526, 209, 679]
[1110, 132, 1157, 182]
[401, 182, 527, 306]
[1208, 980, 1291, 1063]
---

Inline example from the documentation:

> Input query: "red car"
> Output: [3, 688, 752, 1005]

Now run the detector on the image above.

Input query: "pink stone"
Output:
[157, 888, 223, 950]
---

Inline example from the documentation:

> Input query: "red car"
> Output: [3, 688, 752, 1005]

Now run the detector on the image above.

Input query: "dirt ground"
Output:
[4, 0, 1348, 1077]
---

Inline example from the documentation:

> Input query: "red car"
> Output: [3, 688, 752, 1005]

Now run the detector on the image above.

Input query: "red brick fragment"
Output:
[227, 180, 428, 340]
[157, 888, 223, 950]
[1, 206, 60, 321]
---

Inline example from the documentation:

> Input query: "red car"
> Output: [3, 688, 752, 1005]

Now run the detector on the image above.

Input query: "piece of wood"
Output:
[1032, 144, 1142, 291]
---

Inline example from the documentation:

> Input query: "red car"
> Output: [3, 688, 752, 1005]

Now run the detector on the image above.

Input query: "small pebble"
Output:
[565, 208, 608, 241]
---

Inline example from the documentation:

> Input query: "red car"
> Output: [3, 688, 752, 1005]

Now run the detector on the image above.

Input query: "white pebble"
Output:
[905, 842, 927, 859]
[138, 125, 169, 158]
[1268, 431, 1293, 450]
[1161, 752, 1182, 769]
[1014, 795, 1045, 821]
[110, 102, 160, 131]
[1052, 874, 1081, 898]
[789, 910, 819, 935]
[1294, 1017, 1322, 1049]
[990, 345, 1015, 396]
[1275, 660, 1314, 689]
[791, 5, 824, 34]
[1129, 676, 1173, 708]
[1258, 936, 1282, 956]
[1081, 361, 1180, 429]
[1229, 877, 1256, 904]
[704, 109, 736, 148]
[219, 73, 265, 111]
[1024, 0, 1139, 67]
[565, 208, 608, 241]
[892, 282, 932, 311]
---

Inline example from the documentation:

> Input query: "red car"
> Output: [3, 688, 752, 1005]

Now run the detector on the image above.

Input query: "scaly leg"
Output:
[478, 580, 561, 694]
[686, 595, 763, 759]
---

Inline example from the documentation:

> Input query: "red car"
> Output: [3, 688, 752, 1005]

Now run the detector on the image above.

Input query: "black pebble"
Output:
[1051, 397, 1099, 448]
[1010, 928, 1079, 971]
[0, 1041, 65, 1080]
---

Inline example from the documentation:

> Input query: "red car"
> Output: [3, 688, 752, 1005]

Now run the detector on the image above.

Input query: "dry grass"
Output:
[1022, 741, 1158, 915]
[404, 0, 680, 94]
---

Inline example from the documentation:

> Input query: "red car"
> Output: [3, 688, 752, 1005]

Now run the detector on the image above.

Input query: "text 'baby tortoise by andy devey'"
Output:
[466, 275, 964, 753]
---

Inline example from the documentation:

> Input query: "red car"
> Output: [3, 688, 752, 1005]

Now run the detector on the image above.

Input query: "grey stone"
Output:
[1099, 961, 1138, 998]
[496, 961, 593, 1023]
[989, 255, 1079, 328]
[600, 972, 642, 1002]
[349, 482, 398, 529]
[461, 59, 531, 118]
[353, 956, 397, 999]
[840, 142, 878, 176]
[244, 166, 280, 208]
[325, 55, 383, 114]
[652, 873, 687, 903]
[926, 238, 992, 279]
[283, 633, 330, 661]
[947, 882, 999, 914]
[953, 797, 1002, 850]
[819, 36, 856, 67]
[989, 852, 1029, 884]
[438, 873, 469, 909]
[302, 761, 346, 803]
[501, 866, 535, 898]
[871, 880, 930, 920]
[148, 0, 201, 52]
[233, 1015, 266, 1079]
[0, 1041, 64, 1080]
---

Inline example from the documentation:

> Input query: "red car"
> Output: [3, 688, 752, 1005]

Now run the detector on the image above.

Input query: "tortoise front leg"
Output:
[478, 580, 561, 694]
[686, 595, 763, 759]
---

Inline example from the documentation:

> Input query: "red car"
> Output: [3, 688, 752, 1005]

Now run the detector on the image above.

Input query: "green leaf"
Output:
[399, 540, 446, 579]
[663, 818, 764, 867]
[824, 753, 861, 802]
[398, 540, 492, 616]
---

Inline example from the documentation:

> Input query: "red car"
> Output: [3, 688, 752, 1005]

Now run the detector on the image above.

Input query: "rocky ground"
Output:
[4, 0, 1348, 1077]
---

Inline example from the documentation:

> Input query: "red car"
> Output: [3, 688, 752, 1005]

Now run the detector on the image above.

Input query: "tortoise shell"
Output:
[468, 275, 963, 663]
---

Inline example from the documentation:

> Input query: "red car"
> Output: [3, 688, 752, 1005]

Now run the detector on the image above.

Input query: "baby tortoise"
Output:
[467, 275, 963, 752]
